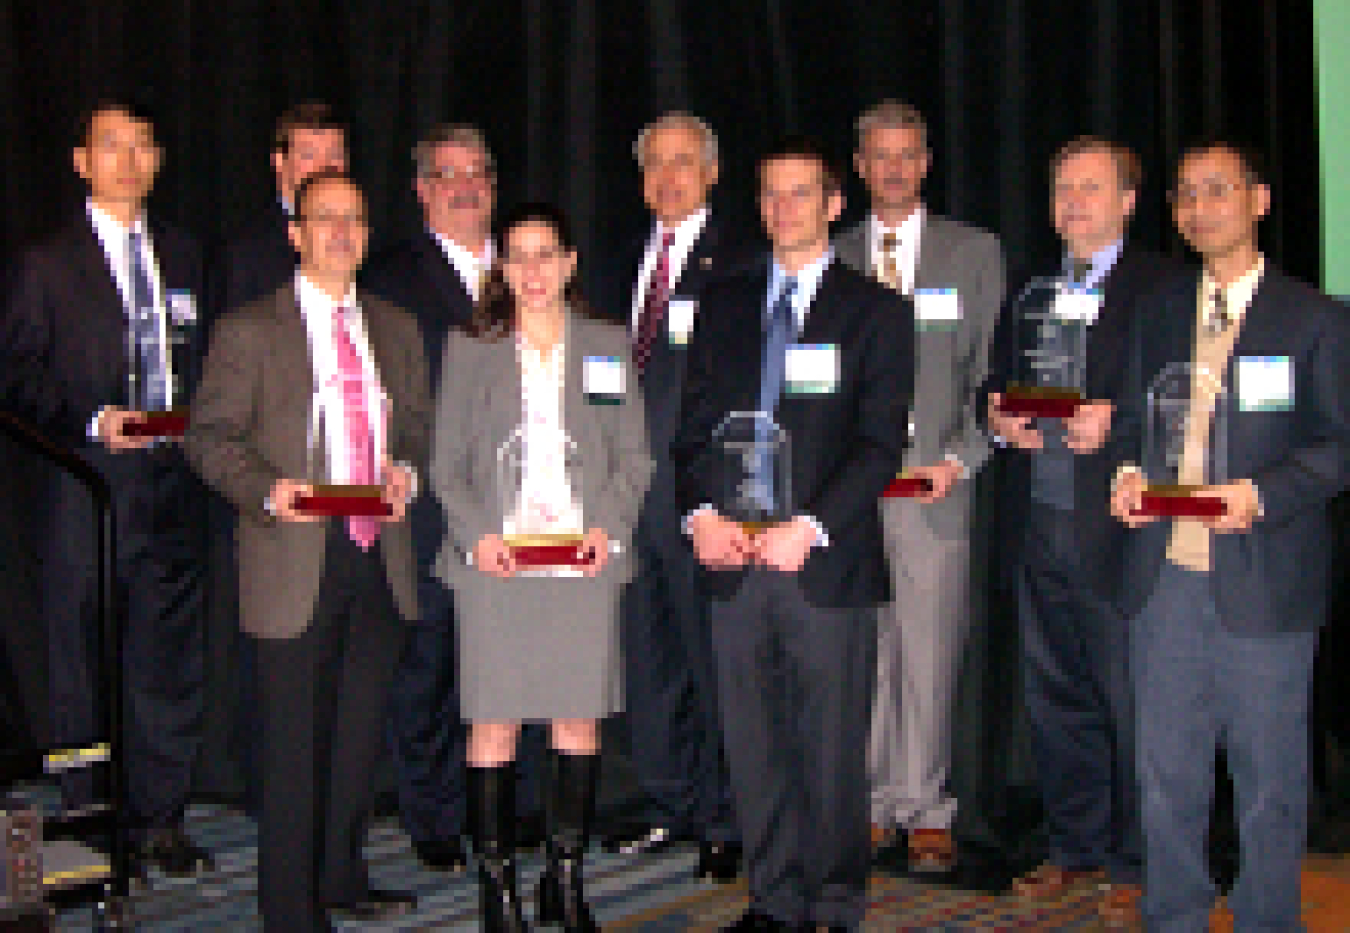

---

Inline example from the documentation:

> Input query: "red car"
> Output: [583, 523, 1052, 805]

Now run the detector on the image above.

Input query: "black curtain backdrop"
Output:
[0, 0, 1335, 868]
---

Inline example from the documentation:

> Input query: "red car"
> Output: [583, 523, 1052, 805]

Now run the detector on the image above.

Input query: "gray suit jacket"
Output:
[184, 282, 430, 639]
[835, 213, 1005, 535]
[430, 311, 653, 584]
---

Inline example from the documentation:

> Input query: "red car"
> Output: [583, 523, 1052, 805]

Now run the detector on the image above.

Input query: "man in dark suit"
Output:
[1110, 140, 1350, 932]
[362, 123, 496, 873]
[0, 98, 211, 877]
[673, 137, 913, 932]
[216, 101, 348, 317]
[207, 100, 348, 812]
[185, 171, 429, 932]
[984, 137, 1178, 922]
[834, 99, 1005, 873]
[601, 111, 761, 878]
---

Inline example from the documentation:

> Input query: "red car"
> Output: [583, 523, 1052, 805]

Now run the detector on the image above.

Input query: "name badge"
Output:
[1051, 288, 1102, 324]
[1238, 355, 1293, 412]
[785, 343, 839, 395]
[914, 288, 960, 331]
[167, 290, 198, 326]
[667, 298, 696, 345]
[583, 355, 625, 403]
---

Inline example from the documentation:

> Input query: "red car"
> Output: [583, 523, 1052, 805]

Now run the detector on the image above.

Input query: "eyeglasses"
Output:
[1168, 179, 1251, 206]
[422, 166, 493, 184]
[502, 248, 569, 267]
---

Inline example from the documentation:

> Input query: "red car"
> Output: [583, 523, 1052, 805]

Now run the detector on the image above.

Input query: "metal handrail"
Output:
[0, 409, 127, 903]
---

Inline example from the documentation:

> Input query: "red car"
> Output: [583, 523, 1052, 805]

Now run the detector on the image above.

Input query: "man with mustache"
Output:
[363, 123, 497, 872]
[834, 99, 1005, 875]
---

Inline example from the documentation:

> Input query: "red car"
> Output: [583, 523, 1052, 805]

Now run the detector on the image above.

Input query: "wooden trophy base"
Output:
[1134, 484, 1227, 518]
[998, 385, 1084, 419]
[122, 408, 189, 438]
[505, 533, 593, 572]
[882, 471, 934, 498]
[294, 484, 393, 517]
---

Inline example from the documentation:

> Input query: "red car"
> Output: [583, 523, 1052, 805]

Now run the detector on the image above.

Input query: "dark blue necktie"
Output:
[128, 231, 168, 411]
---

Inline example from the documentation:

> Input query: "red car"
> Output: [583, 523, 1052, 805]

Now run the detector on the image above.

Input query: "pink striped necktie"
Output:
[333, 304, 380, 549]
[633, 230, 676, 373]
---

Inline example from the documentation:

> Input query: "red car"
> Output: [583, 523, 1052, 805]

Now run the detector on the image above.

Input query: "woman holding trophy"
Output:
[431, 203, 652, 931]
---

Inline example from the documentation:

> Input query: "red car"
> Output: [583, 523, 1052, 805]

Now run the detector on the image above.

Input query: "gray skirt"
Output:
[445, 559, 626, 722]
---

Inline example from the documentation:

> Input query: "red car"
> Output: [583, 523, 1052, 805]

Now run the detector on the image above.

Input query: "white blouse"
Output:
[504, 335, 583, 536]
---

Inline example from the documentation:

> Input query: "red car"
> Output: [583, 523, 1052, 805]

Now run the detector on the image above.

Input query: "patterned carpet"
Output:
[49, 804, 1350, 930]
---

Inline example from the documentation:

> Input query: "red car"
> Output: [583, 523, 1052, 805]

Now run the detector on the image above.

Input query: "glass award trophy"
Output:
[712, 411, 791, 535]
[293, 389, 393, 517]
[1133, 363, 1229, 518]
[497, 423, 591, 574]
[122, 306, 189, 438]
[997, 278, 1091, 419]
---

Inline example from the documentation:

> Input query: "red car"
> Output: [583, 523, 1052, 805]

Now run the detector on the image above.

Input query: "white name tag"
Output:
[785, 343, 839, 395]
[1051, 289, 1102, 324]
[1238, 355, 1293, 411]
[167, 290, 197, 325]
[914, 288, 960, 330]
[667, 298, 696, 345]
[583, 356, 625, 399]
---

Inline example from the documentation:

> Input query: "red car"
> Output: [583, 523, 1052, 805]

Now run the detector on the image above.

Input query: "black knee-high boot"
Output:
[535, 751, 599, 931]
[468, 763, 530, 932]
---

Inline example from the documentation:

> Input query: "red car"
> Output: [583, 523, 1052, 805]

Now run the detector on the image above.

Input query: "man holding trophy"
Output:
[673, 137, 912, 932]
[186, 170, 428, 932]
[1110, 140, 1350, 932]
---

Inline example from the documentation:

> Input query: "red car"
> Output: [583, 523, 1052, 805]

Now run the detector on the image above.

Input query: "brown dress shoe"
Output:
[1010, 863, 1105, 899]
[906, 828, 956, 873]
[1097, 883, 1143, 929]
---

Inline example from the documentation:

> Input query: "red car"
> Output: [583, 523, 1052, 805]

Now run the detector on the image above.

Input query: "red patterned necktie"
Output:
[333, 304, 380, 549]
[633, 230, 676, 373]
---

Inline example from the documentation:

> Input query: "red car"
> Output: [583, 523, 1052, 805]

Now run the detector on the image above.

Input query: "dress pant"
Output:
[43, 444, 204, 835]
[869, 497, 971, 831]
[621, 507, 736, 842]
[1017, 503, 1140, 883]
[1133, 562, 1317, 932]
[386, 572, 468, 845]
[255, 523, 407, 933]
[710, 568, 875, 928]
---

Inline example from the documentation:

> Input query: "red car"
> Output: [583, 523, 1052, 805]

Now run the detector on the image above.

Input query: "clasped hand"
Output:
[688, 511, 816, 573]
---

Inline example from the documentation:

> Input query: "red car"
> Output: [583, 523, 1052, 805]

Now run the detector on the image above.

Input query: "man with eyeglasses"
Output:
[1109, 140, 1350, 932]
[0, 96, 213, 879]
[186, 170, 428, 932]
[983, 137, 1176, 923]
[363, 123, 497, 873]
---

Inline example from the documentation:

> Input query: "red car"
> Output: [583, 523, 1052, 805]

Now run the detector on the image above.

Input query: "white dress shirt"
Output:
[629, 206, 711, 331]
[868, 206, 924, 295]
[431, 232, 495, 301]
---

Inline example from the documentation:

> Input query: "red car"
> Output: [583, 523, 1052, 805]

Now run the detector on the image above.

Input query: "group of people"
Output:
[1, 92, 1346, 933]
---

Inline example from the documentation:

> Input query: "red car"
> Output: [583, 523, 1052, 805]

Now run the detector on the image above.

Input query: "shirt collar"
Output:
[869, 205, 924, 245]
[296, 272, 358, 316]
[1063, 238, 1124, 290]
[87, 197, 146, 242]
[1200, 254, 1266, 324]
[654, 205, 710, 246]
[768, 246, 834, 322]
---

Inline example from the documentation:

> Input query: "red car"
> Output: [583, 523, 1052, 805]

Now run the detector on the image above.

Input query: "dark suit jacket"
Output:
[981, 247, 1180, 598]
[605, 216, 764, 550]
[183, 282, 430, 639]
[1112, 264, 1350, 633]
[361, 228, 478, 619]
[672, 258, 914, 608]
[213, 201, 295, 326]
[1, 212, 205, 446]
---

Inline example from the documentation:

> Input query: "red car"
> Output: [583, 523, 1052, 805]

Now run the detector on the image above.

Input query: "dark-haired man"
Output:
[673, 138, 912, 931]
[1110, 141, 1350, 932]
[187, 171, 428, 932]
[0, 98, 211, 876]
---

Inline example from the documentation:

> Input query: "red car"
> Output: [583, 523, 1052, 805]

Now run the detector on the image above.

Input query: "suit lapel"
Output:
[834, 223, 868, 276]
[913, 215, 952, 292]
[415, 229, 474, 312]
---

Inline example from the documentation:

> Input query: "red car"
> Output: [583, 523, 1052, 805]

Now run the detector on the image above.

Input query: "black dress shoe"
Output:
[323, 888, 416, 921]
[138, 825, 215, 877]
[517, 810, 546, 851]
[413, 837, 468, 872]
[601, 823, 677, 855]
[697, 841, 742, 882]
[722, 908, 794, 931]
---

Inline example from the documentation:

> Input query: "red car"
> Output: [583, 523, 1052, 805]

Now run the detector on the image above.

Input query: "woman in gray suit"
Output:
[432, 203, 652, 932]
